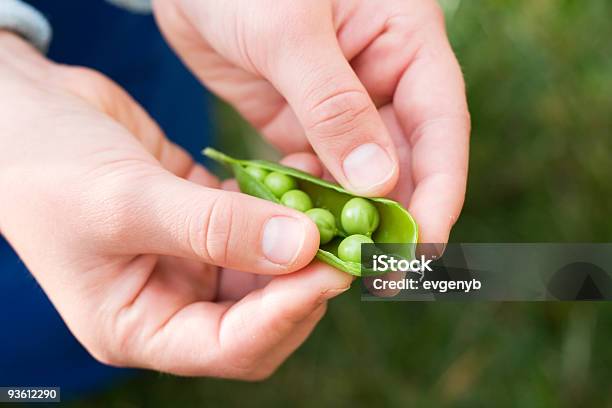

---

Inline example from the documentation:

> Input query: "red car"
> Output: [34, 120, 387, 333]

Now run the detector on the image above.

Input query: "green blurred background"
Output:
[75, 1, 612, 406]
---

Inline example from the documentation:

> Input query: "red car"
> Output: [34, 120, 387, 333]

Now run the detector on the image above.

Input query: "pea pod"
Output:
[204, 148, 418, 276]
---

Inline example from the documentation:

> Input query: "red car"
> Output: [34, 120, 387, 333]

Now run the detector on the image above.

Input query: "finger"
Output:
[347, 4, 443, 106]
[280, 152, 324, 177]
[153, 0, 310, 154]
[100, 170, 320, 274]
[155, 256, 218, 301]
[408, 171, 467, 244]
[281, 152, 335, 182]
[134, 262, 351, 378]
[265, 11, 399, 196]
[242, 302, 326, 379]
[393, 21, 470, 244]
[214, 151, 324, 299]
[221, 179, 239, 192]
[209, 262, 351, 379]
[186, 163, 220, 188]
[379, 105, 414, 206]
[217, 268, 273, 301]
[260, 105, 311, 154]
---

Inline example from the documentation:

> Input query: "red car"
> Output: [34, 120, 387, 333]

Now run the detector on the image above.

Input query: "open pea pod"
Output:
[204, 148, 418, 276]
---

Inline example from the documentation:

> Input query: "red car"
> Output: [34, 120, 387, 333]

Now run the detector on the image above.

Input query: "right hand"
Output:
[0, 31, 351, 379]
[154, 0, 470, 244]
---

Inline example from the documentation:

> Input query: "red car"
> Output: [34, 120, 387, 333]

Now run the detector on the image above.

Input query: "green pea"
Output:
[338, 234, 374, 263]
[245, 165, 269, 182]
[281, 189, 313, 212]
[203, 148, 418, 277]
[264, 172, 297, 198]
[305, 208, 336, 245]
[340, 197, 380, 236]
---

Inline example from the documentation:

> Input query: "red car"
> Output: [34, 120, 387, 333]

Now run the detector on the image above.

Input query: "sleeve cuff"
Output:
[0, 0, 51, 53]
[105, 0, 152, 14]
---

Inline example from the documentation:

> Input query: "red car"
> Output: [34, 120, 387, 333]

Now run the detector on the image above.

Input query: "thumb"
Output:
[265, 18, 399, 196]
[110, 170, 320, 274]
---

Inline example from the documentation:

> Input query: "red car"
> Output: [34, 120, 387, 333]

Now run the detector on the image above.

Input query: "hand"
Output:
[154, 0, 470, 244]
[0, 32, 351, 379]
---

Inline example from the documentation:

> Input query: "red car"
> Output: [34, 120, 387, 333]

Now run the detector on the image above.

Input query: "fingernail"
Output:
[262, 216, 305, 265]
[343, 143, 395, 192]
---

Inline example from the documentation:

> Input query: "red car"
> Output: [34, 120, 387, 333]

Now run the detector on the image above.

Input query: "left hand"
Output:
[0, 32, 351, 380]
[154, 0, 470, 244]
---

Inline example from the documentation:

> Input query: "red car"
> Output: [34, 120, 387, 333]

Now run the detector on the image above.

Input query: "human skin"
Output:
[1, 0, 469, 379]
[154, 0, 471, 245]
[0, 31, 351, 380]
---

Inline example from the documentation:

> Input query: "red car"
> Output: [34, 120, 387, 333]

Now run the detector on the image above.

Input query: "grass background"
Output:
[72, 1, 612, 406]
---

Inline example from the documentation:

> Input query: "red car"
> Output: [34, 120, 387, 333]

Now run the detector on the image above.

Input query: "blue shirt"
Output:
[0, 0, 214, 397]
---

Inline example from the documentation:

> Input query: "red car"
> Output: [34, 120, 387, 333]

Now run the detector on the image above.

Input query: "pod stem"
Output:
[203, 147, 237, 166]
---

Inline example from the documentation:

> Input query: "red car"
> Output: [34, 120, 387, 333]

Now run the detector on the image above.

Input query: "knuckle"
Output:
[226, 354, 277, 381]
[428, 2, 447, 26]
[403, 1, 446, 28]
[408, 113, 471, 146]
[198, 194, 236, 265]
[224, 352, 259, 377]
[59, 65, 112, 93]
[54, 65, 121, 110]
[305, 90, 372, 139]
[387, 3, 447, 46]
